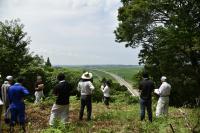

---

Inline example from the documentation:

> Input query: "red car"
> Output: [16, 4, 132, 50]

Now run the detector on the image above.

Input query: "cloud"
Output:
[0, 0, 140, 65]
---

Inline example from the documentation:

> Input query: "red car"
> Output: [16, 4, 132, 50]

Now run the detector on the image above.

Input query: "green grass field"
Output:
[98, 66, 142, 84]
[22, 97, 200, 133]
[67, 65, 143, 84]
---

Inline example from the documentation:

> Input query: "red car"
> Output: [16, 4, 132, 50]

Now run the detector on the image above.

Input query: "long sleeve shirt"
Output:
[157, 82, 171, 97]
[77, 81, 95, 95]
[1, 82, 11, 105]
[8, 83, 29, 105]
[101, 85, 110, 97]
[139, 78, 155, 100]
[53, 80, 72, 105]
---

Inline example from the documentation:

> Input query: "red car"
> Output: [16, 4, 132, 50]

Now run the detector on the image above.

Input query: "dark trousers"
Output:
[79, 95, 92, 120]
[140, 98, 152, 122]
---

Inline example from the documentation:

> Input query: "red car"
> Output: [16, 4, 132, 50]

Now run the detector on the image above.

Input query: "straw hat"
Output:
[81, 72, 93, 79]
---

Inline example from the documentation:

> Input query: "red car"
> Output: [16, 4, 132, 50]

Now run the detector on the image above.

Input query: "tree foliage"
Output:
[115, 0, 200, 106]
[0, 19, 43, 78]
[45, 57, 52, 67]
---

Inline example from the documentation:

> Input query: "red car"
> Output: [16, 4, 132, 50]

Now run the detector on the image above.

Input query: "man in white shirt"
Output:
[101, 80, 111, 109]
[77, 72, 95, 121]
[154, 76, 171, 117]
[1, 76, 13, 112]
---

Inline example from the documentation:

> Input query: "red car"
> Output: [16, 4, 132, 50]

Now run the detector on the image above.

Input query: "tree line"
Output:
[115, 0, 200, 106]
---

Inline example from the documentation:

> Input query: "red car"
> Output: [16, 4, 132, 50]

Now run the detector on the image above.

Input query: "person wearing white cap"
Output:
[1, 75, 13, 113]
[77, 72, 95, 121]
[154, 76, 171, 117]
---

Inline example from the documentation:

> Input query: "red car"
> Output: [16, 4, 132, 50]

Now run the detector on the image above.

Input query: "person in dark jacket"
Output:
[49, 73, 72, 125]
[139, 72, 155, 122]
[8, 77, 29, 132]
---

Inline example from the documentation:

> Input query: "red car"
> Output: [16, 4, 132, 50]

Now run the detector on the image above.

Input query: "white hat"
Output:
[81, 72, 93, 79]
[161, 76, 167, 82]
[6, 75, 13, 81]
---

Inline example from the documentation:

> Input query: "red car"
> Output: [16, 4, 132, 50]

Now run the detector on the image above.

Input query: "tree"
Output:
[45, 57, 52, 67]
[0, 19, 43, 78]
[115, 0, 200, 106]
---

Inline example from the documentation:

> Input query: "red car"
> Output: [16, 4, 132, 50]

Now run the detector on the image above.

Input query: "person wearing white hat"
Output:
[1, 75, 14, 113]
[77, 72, 95, 120]
[154, 76, 171, 117]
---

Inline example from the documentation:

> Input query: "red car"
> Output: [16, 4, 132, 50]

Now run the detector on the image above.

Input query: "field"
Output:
[1, 66, 199, 133]
[67, 65, 142, 84]
[2, 96, 199, 133]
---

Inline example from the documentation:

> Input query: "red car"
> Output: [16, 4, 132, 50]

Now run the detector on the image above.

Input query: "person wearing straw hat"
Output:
[154, 76, 171, 117]
[77, 72, 95, 121]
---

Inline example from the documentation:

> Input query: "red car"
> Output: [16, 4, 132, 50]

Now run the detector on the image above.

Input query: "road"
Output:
[93, 69, 139, 97]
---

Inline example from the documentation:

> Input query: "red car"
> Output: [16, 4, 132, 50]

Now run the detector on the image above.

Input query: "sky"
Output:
[0, 0, 140, 65]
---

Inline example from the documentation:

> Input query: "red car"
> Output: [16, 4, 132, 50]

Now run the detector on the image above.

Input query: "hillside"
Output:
[2, 96, 200, 133]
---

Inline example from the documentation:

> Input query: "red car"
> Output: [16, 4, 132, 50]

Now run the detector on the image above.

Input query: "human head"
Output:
[17, 77, 25, 84]
[161, 76, 167, 82]
[6, 75, 13, 81]
[81, 72, 93, 80]
[6, 75, 13, 84]
[37, 76, 42, 82]
[106, 80, 112, 87]
[57, 73, 65, 81]
[142, 72, 149, 79]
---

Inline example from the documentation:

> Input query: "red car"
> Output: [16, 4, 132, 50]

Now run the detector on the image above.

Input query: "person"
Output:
[77, 72, 95, 121]
[139, 72, 155, 122]
[1, 75, 14, 113]
[8, 77, 29, 132]
[34, 76, 44, 104]
[0, 98, 3, 132]
[49, 73, 72, 125]
[101, 80, 111, 109]
[0, 74, 3, 132]
[154, 76, 171, 117]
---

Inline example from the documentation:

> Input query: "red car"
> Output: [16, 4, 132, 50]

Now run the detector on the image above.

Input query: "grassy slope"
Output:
[2, 66, 199, 132]
[13, 97, 200, 133]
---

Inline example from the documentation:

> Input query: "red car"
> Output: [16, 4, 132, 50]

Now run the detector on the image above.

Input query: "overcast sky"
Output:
[0, 0, 140, 65]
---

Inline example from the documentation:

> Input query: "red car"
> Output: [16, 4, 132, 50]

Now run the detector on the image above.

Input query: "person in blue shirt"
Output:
[8, 77, 29, 132]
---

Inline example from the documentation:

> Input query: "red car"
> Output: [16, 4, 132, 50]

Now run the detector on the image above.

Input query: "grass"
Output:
[2, 95, 199, 133]
[99, 66, 142, 84]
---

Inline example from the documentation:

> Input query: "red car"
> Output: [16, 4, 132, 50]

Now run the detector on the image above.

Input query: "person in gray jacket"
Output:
[77, 72, 95, 121]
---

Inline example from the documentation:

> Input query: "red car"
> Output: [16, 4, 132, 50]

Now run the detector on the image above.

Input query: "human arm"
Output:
[22, 87, 30, 96]
[89, 82, 95, 91]
[77, 82, 81, 92]
[35, 83, 44, 91]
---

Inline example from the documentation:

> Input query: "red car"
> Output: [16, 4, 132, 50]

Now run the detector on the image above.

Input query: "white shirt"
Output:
[155, 82, 171, 97]
[77, 81, 95, 95]
[101, 85, 110, 97]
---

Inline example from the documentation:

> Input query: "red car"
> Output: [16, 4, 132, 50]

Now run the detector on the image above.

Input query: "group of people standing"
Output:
[0, 71, 110, 132]
[0, 71, 171, 132]
[139, 72, 171, 122]
[0, 76, 29, 132]
[49, 72, 110, 125]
